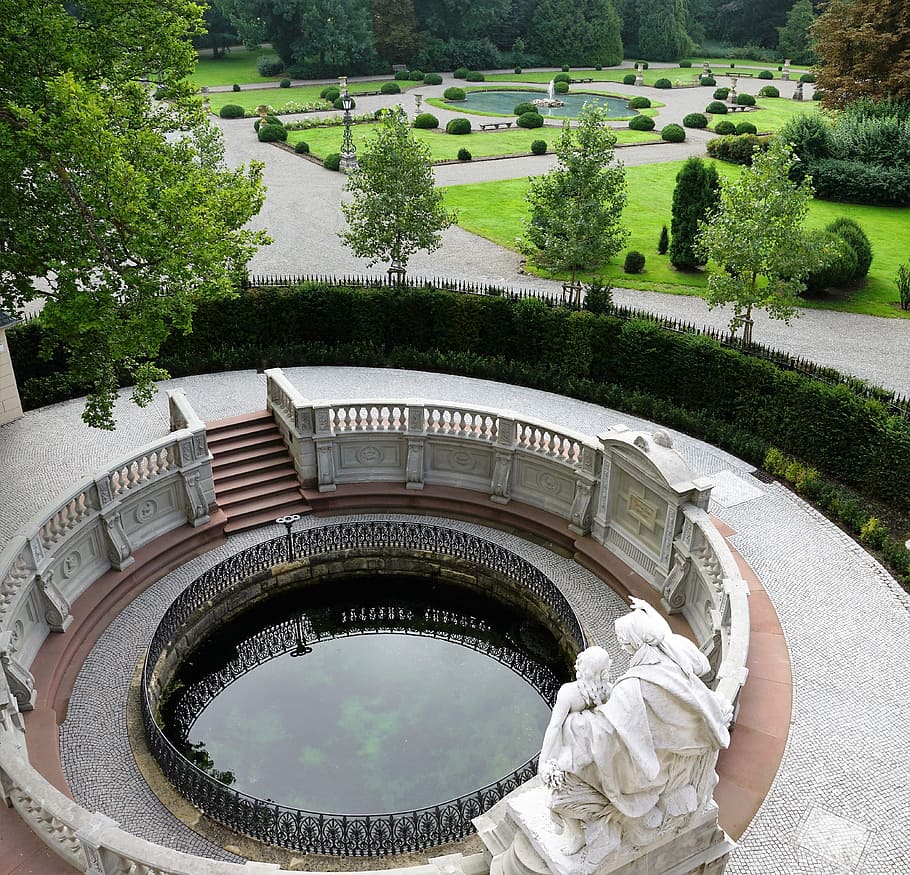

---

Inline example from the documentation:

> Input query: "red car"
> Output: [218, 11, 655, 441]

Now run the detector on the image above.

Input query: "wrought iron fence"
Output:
[142, 520, 585, 856]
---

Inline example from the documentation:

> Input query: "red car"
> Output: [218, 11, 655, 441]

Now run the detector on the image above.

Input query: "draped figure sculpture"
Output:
[538, 599, 732, 869]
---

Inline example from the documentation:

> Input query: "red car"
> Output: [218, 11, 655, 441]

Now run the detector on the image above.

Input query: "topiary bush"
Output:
[279, 78, 291, 88]
[333, 96, 356, 110]
[700, 76, 716, 86]
[637, 60, 649, 69]
[758, 70, 774, 80]
[320, 85, 340, 102]
[219, 104, 245, 119]
[424, 73, 443, 85]
[661, 123, 685, 142]
[514, 67, 522, 74]
[444, 87, 466, 101]
[800, 72, 815, 83]
[714, 120, 736, 135]
[623, 250, 646, 273]
[713, 87, 730, 100]
[629, 96, 651, 109]
[683, 113, 708, 128]
[813, 90, 824, 101]
[257, 123, 287, 142]
[531, 139, 547, 155]
[759, 84, 780, 98]
[623, 73, 637, 85]
[706, 133, 767, 164]
[446, 117, 472, 134]
[409, 70, 424, 81]
[803, 230, 858, 293]
[514, 101, 537, 116]
[457, 147, 472, 161]
[232, 83, 241, 92]
[381, 81, 401, 94]
[256, 55, 284, 77]
[453, 67, 469, 79]
[735, 121, 758, 135]
[413, 113, 439, 129]
[654, 78, 672, 89]
[562, 64, 570, 72]
[679, 60, 692, 68]
[466, 71, 485, 82]
[294, 140, 310, 154]
[554, 80, 569, 94]
[658, 225, 669, 254]
[629, 114, 655, 131]
[394, 70, 410, 81]
[736, 92, 756, 106]
[827, 217, 873, 279]
[706, 101, 728, 114]
[517, 111, 544, 129]
[553, 72, 572, 83]
[323, 152, 341, 171]
[253, 114, 281, 132]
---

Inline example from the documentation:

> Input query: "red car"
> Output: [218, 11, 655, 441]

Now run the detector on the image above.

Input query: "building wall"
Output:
[0, 328, 23, 425]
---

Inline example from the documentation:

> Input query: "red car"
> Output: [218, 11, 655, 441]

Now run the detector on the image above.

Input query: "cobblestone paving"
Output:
[0, 366, 897, 873]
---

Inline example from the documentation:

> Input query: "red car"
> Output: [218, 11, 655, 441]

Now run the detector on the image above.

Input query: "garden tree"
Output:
[776, 0, 816, 64]
[415, 0, 511, 41]
[812, 0, 910, 108]
[519, 105, 628, 302]
[371, 0, 421, 64]
[712, 0, 794, 49]
[193, 2, 239, 58]
[529, 0, 623, 67]
[0, 0, 268, 429]
[615, 0, 640, 53]
[339, 110, 456, 281]
[636, 0, 694, 62]
[696, 141, 831, 345]
[668, 157, 719, 269]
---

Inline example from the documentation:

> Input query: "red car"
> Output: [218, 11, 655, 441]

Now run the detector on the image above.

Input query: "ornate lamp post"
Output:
[276, 513, 300, 561]
[338, 75, 358, 172]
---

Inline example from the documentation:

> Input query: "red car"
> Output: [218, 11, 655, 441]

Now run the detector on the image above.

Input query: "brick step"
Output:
[217, 481, 304, 509]
[214, 458, 296, 487]
[223, 501, 311, 535]
[208, 432, 286, 457]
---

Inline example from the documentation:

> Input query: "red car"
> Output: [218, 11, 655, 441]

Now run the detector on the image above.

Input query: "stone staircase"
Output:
[207, 410, 310, 534]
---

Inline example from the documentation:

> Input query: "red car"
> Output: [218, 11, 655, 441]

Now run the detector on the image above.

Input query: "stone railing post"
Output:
[35, 570, 72, 633]
[0, 632, 35, 711]
[405, 403, 427, 490]
[75, 812, 120, 875]
[313, 405, 337, 492]
[491, 414, 516, 504]
[568, 444, 598, 535]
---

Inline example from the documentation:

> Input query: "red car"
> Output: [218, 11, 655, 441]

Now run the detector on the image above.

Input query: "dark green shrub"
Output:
[706, 133, 767, 164]
[669, 157, 719, 270]
[679, 60, 692, 67]
[778, 113, 832, 162]
[813, 90, 824, 101]
[803, 230, 858, 293]
[232, 83, 241, 92]
[466, 71, 485, 82]
[514, 101, 537, 116]
[661, 123, 685, 142]
[654, 78, 672, 89]
[153, 86, 167, 100]
[394, 70, 410, 81]
[517, 111, 544, 129]
[897, 264, 910, 310]
[444, 87, 466, 100]
[629, 114, 655, 131]
[562, 64, 570, 72]
[424, 73, 443, 85]
[658, 225, 669, 254]
[219, 104, 245, 119]
[803, 158, 910, 206]
[629, 96, 651, 109]
[683, 112, 708, 128]
[279, 78, 291, 88]
[381, 81, 401, 94]
[554, 81, 569, 94]
[514, 67, 522, 74]
[294, 140, 310, 154]
[553, 72, 572, 83]
[333, 96, 356, 110]
[257, 123, 287, 142]
[595, 65, 602, 71]
[453, 67, 469, 79]
[758, 69, 774, 79]
[700, 76, 716, 86]
[736, 92, 756, 106]
[457, 147, 472, 161]
[637, 60, 649, 69]
[827, 217, 873, 279]
[623, 250, 646, 273]
[320, 85, 340, 102]
[584, 279, 613, 313]
[531, 139, 547, 155]
[706, 101, 728, 114]
[256, 55, 284, 77]
[413, 113, 439, 129]
[759, 85, 780, 98]
[735, 121, 758, 135]
[446, 117, 472, 134]
[623, 73, 636, 85]
[713, 87, 730, 100]
[323, 152, 341, 171]
[714, 120, 736, 135]
[253, 115, 281, 131]
[729, 62, 735, 68]
[409, 70, 424, 81]
[800, 72, 815, 83]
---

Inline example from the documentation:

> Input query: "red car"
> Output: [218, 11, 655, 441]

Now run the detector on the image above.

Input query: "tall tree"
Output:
[519, 105, 628, 301]
[0, 0, 268, 428]
[340, 110, 456, 280]
[712, 0, 794, 49]
[696, 141, 830, 344]
[812, 0, 910, 108]
[530, 0, 623, 66]
[637, 0, 694, 62]
[371, 0, 421, 64]
[415, 0, 511, 41]
[668, 158, 719, 270]
[777, 0, 817, 64]
[193, 2, 239, 58]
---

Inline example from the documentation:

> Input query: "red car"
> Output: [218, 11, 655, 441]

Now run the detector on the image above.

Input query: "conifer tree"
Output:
[530, 0, 623, 67]
[776, 0, 816, 65]
[636, 0, 694, 62]
[669, 158, 719, 270]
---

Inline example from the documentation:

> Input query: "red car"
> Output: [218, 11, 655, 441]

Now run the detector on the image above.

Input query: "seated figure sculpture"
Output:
[538, 599, 732, 869]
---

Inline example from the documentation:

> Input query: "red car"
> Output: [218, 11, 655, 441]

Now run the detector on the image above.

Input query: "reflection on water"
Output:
[161, 576, 571, 814]
[458, 89, 637, 119]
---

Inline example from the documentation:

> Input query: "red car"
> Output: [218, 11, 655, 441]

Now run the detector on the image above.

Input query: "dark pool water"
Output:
[458, 89, 636, 119]
[161, 577, 569, 814]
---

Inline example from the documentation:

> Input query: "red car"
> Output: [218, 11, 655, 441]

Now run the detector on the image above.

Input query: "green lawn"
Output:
[287, 124, 660, 162]
[441, 160, 910, 319]
[706, 96, 820, 134]
[208, 81, 412, 114]
[192, 49, 284, 87]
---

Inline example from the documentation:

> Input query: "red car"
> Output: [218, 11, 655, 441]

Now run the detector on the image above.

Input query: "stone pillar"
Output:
[405, 403, 426, 490]
[491, 415, 517, 504]
[100, 512, 134, 570]
[0, 632, 35, 711]
[0, 324, 23, 426]
[75, 813, 119, 875]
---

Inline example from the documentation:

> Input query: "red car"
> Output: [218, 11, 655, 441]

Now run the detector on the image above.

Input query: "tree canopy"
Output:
[637, 0, 694, 62]
[529, 0, 623, 67]
[776, 0, 816, 65]
[0, 0, 268, 428]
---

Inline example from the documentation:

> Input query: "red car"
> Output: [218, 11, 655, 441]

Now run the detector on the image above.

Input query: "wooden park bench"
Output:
[479, 121, 513, 130]
[569, 77, 594, 84]
[726, 103, 752, 112]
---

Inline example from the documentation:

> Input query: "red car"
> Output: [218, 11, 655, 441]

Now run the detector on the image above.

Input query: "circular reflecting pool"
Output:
[160, 576, 571, 814]
[457, 89, 636, 119]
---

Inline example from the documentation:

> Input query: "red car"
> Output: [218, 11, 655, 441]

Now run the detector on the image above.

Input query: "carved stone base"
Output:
[480, 786, 734, 875]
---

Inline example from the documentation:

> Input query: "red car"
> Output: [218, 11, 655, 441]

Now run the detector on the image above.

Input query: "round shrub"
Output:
[706, 133, 766, 164]
[409, 70, 424, 81]
[827, 217, 872, 279]
[713, 87, 730, 100]
[413, 112, 439, 129]
[729, 62, 735, 68]
[758, 70, 774, 80]
[320, 86, 340, 102]
[700, 76, 716, 86]
[514, 67, 522, 74]
[394, 70, 410, 81]
[629, 96, 651, 109]
[323, 152, 341, 171]
[714, 120, 736, 135]
[553, 72, 572, 83]
[466, 71, 485, 82]
[232, 83, 241, 92]
[424, 73, 443, 85]
[219, 104, 245, 119]
[256, 55, 284, 77]
[444, 86, 466, 101]
[333, 96, 356, 110]
[531, 139, 547, 155]
[514, 101, 537, 116]
[554, 81, 569, 94]
[629, 114, 655, 131]
[253, 114, 281, 131]
[736, 93, 756, 106]
[623, 250, 646, 273]
[279, 78, 291, 88]
[562, 64, 570, 72]
[679, 60, 692, 68]
[804, 231, 857, 293]
[813, 90, 824, 101]
[661, 123, 685, 142]
[381, 81, 401, 94]
[294, 140, 310, 154]
[683, 112, 708, 129]
[453, 67, 469, 79]
[257, 123, 287, 142]
[595, 65, 602, 71]
[759, 84, 780, 98]
[735, 121, 758, 135]
[446, 117, 472, 134]
[706, 101, 728, 114]
[623, 74, 637, 85]
[654, 78, 672, 89]
[517, 111, 544, 129]
[457, 147, 472, 161]
[800, 72, 815, 83]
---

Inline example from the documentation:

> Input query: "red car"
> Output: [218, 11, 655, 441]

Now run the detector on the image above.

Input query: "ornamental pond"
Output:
[457, 89, 637, 119]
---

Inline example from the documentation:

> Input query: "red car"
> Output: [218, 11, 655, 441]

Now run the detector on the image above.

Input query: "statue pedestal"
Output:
[477, 785, 734, 875]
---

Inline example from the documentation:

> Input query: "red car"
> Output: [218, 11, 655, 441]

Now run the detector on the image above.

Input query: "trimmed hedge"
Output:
[629, 114, 655, 131]
[799, 159, 910, 206]
[623, 73, 636, 85]
[219, 104, 245, 119]
[457, 147, 472, 161]
[333, 96, 356, 110]
[758, 70, 774, 80]
[759, 85, 780, 98]
[413, 113, 439, 129]
[443, 87, 466, 101]
[409, 70, 424, 81]
[683, 113, 708, 129]
[654, 78, 672, 89]
[629, 96, 651, 109]
[453, 67, 469, 79]
[517, 111, 544, 129]
[514, 101, 537, 116]
[714, 120, 736, 135]
[706, 134, 767, 164]
[661, 123, 685, 142]
[700, 76, 716, 86]
[320, 86, 340, 102]
[735, 121, 758, 135]
[424, 72, 443, 85]
[294, 141, 310, 154]
[323, 153, 341, 171]
[257, 123, 287, 142]
[380, 82, 401, 94]
[554, 81, 569, 94]
[553, 72, 572, 83]
[736, 92, 756, 106]
[531, 139, 547, 155]
[706, 101, 728, 114]
[827, 217, 872, 279]
[446, 117, 472, 134]
[465, 71, 485, 82]
[713, 88, 730, 100]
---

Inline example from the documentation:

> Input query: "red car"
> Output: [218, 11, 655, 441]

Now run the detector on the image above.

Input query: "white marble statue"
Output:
[538, 599, 732, 868]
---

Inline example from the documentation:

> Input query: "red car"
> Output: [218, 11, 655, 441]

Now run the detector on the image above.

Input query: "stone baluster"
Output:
[491, 415, 517, 505]
[568, 445, 598, 536]
[405, 403, 426, 490]
[0, 631, 36, 711]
